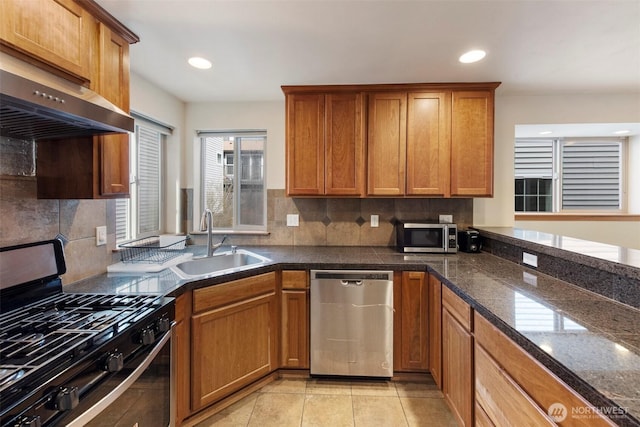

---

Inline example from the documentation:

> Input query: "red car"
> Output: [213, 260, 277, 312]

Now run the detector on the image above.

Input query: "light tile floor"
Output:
[195, 377, 457, 426]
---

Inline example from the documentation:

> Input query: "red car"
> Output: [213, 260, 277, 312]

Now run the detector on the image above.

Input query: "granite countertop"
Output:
[65, 244, 640, 426]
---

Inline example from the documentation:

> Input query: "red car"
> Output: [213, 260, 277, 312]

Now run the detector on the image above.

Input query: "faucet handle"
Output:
[231, 245, 237, 254]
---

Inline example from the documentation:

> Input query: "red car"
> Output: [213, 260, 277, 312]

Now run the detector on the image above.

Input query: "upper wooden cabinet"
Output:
[284, 90, 365, 196]
[282, 82, 500, 199]
[5, 0, 140, 199]
[451, 91, 495, 197]
[0, 0, 93, 82]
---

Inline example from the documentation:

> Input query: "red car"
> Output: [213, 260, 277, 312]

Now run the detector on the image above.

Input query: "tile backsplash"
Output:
[1, 136, 473, 284]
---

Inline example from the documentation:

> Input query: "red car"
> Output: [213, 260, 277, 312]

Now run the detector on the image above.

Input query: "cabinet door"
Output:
[0, 0, 93, 82]
[191, 292, 277, 410]
[406, 92, 451, 196]
[174, 293, 191, 425]
[450, 90, 494, 197]
[286, 93, 325, 195]
[443, 308, 474, 427]
[428, 275, 442, 387]
[325, 93, 365, 196]
[398, 271, 428, 371]
[367, 92, 407, 196]
[96, 23, 130, 197]
[281, 290, 309, 368]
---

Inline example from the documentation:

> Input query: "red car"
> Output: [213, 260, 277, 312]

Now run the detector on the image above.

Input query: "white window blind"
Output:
[561, 141, 621, 210]
[515, 139, 553, 178]
[137, 127, 162, 233]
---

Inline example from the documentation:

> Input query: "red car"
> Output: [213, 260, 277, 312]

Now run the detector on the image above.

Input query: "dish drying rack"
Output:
[119, 236, 187, 264]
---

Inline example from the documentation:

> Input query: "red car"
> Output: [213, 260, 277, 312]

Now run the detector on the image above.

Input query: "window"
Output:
[199, 131, 266, 231]
[116, 116, 171, 242]
[515, 138, 625, 212]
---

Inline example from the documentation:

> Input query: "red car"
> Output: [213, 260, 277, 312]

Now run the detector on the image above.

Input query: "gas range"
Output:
[0, 240, 174, 427]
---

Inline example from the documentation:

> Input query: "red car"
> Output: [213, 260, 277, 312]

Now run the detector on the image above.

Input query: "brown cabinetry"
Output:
[282, 83, 499, 199]
[427, 274, 442, 387]
[451, 91, 495, 197]
[191, 273, 278, 411]
[284, 90, 365, 196]
[474, 313, 616, 427]
[280, 270, 309, 368]
[0, 0, 93, 82]
[393, 271, 429, 371]
[174, 292, 192, 426]
[442, 285, 474, 427]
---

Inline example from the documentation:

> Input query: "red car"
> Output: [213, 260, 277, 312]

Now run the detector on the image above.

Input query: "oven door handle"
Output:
[66, 326, 173, 427]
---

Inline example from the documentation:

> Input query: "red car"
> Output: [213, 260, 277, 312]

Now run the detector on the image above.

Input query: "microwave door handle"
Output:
[66, 325, 174, 427]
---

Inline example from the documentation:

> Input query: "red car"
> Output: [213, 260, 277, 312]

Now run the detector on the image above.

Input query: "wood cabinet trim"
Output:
[442, 285, 472, 332]
[282, 82, 501, 94]
[76, 0, 140, 44]
[193, 272, 277, 313]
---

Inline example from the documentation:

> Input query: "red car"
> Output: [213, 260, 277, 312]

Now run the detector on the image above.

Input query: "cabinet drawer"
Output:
[282, 270, 309, 289]
[193, 272, 276, 313]
[474, 313, 616, 427]
[442, 285, 472, 332]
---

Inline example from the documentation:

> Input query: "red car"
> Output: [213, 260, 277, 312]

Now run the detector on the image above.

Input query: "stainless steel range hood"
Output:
[0, 53, 134, 141]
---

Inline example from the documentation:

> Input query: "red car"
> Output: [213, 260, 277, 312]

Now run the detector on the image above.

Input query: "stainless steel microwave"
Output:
[396, 222, 458, 253]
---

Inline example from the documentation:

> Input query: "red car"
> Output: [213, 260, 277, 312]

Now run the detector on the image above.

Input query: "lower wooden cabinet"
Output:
[474, 313, 616, 427]
[394, 271, 429, 372]
[174, 292, 191, 426]
[190, 273, 277, 411]
[427, 274, 442, 387]
[442, 286, 474, 427]
[281, 270, 309, 368]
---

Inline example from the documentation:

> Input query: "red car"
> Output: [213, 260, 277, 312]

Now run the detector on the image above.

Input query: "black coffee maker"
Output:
[458, 230, 482, 253]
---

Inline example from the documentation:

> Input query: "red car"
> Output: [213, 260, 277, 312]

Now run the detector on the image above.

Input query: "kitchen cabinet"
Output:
[368, 91, 451, 196]
[474, 313, 616, 427]
[442, 285, 474, 427]
[0, 0, 93, 82]
[191, 272, 278, 411]
[427, 274, 442, 387]
[36, 20, 133, 199]
[283, 90, 365, 196]
[394, 271, 429, 372]
[450, 90, 495, 197]
[174, 292, 191, 426]
[280, 270, 309, 368]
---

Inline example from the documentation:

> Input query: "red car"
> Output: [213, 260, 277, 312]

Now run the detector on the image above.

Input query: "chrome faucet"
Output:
[200, 208, 226, 257]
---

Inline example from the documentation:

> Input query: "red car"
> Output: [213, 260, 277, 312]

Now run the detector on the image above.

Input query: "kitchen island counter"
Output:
[65, 243, 640, 426]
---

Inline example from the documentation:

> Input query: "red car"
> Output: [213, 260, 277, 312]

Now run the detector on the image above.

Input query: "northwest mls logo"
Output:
[548, 402, 568, 422]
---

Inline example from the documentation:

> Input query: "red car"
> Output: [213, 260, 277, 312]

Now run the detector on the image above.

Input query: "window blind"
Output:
[561, 141, 621, 210]
[137, 126, 162, 233]
[514, 139, 553, 178]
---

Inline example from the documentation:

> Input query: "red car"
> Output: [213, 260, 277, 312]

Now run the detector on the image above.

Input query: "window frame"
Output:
[197, 130, 267, 233]
[514, 137, 627, 214]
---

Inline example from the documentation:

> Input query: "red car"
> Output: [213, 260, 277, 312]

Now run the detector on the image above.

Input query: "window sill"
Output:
[514, 213, 640, 221]
[190, 230, 270, 236]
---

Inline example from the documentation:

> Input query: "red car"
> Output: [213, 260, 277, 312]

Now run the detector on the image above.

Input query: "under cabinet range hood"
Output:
[0, 53, 134, 141]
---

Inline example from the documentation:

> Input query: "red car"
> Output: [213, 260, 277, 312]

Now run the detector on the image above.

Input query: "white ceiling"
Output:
[96, 0, 640, 103]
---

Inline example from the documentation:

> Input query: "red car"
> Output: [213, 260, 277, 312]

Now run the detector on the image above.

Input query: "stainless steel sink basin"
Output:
[171, 249, 271, 278]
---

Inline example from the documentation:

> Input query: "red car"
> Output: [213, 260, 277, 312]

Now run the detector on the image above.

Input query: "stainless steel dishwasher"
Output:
[310, 270, 394, 377]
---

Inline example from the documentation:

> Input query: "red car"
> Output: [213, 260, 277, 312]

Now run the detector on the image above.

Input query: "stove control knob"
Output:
[17, 415, 41, 427]
[104, 352, 124, 372]
[55, 386, 79, 411]
[140, 327, 155, 345]
[157, 317, 171, 333]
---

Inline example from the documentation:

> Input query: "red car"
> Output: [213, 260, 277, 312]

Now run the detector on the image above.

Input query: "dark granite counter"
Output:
[65, 244, 640, 426]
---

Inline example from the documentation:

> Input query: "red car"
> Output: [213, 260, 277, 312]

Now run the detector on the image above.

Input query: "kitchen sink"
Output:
[171, 249, 271, 279]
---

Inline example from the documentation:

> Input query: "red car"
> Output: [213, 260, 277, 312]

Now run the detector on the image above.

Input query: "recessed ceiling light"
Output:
[459, 49, 486, 64]
[188, 56, 212, 70]
[539, 131, 553, 135]
[614, 129, 630, 135]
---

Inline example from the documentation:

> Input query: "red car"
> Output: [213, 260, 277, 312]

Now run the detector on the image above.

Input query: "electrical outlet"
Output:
[96, 226, 107, 246]
[523, 252, 538, 268]
[370, 215, 379, 227]
[439, 214, 453, 224]
[286, 214, 299, 227]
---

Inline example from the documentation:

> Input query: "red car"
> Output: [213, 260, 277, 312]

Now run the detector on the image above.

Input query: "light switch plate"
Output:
[96, 226, 107, 246]
[370, 215, 379, 227]
[286, 214, 299, 227]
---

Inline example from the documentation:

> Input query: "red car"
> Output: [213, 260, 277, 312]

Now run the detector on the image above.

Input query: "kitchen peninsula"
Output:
[66, 228, 640, 427]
